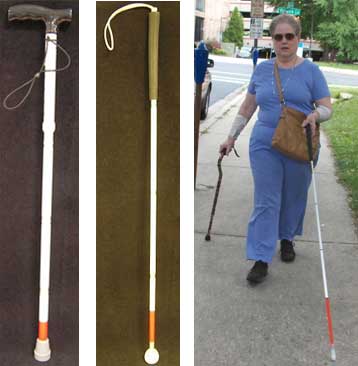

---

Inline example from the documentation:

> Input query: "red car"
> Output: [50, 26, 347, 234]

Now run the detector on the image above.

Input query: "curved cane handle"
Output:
[8, 4, 72, 33]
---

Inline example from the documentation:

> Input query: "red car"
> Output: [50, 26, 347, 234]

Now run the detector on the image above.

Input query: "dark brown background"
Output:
[0, 0, 78, 365]
[97, 2, 180, 366]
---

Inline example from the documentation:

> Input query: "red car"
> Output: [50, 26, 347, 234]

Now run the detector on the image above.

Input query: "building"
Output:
[195, 0, 205, 42]
[196, 0, 323, 59]
[202, 0, 231, 42]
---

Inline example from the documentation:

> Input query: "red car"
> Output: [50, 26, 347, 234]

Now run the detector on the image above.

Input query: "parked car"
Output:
[237, 46, 252, 58]
[200, 58, 214, 119]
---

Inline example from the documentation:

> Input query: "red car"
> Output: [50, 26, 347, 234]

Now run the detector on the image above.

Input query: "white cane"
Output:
[7, 4, 72, 362]
[306, 125, 336, 362]
[104, 4, 160, 365]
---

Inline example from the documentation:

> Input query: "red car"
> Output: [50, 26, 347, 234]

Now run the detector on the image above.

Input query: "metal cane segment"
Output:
[104, 5, 160, 365]
[306, 125, 336, 362]
[7, 4, 72, 362]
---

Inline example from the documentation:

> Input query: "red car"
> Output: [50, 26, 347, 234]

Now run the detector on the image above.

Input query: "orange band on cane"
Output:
[38, 322, 48, 340]
[149, 311, 155, 343]
[325, 298, 334, 345]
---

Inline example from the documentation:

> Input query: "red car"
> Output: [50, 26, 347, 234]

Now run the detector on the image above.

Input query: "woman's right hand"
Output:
[219, 136, 235, 156]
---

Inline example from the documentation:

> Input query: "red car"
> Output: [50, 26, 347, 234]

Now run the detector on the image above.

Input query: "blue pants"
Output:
[246, 145, 312, 263]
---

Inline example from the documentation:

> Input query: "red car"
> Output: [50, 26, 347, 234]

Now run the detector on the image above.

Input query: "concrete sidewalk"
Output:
[195, 90, 358, 366]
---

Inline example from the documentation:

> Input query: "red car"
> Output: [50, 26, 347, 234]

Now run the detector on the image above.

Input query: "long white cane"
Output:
[306, 125, 336, 362]
[104, 4, 160, 365]
[7, 4, 72, 362]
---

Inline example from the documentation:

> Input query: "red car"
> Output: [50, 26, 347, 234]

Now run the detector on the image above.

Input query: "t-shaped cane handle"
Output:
[8, 4, 72, 33]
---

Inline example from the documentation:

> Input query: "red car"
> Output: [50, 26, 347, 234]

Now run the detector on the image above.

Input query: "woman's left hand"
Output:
[302, 112, 318, 136]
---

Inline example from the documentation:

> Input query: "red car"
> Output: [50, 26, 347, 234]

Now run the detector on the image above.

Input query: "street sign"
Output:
[297, 41, 304, 57]
[277, 7, 301, 15]
[251, 0, 264, 18]
[250, 18, 263, 39]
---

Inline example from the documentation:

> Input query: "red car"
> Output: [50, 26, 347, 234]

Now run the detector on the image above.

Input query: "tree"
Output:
[222, 7, 244, 48]
[267, 0, 358, 61]
[266, 0, 324, 39]
[315, 0, 358, 61]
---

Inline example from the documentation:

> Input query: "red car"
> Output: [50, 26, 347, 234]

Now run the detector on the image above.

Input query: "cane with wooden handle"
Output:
[8, 4, 72, 362]
[104, 4, 160, 365]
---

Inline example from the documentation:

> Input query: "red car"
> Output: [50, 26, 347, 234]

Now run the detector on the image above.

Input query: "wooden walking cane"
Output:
[7, 4, 72, 362]
[104, 4, 160, 364]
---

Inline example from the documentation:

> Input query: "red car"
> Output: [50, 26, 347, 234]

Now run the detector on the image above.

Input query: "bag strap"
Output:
[274, 61, 285, 105]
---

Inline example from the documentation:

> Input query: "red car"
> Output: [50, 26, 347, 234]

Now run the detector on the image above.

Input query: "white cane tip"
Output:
[34, 338, 51, 362]
[144, 347, 159, 365]
[330, 346, 336, 362]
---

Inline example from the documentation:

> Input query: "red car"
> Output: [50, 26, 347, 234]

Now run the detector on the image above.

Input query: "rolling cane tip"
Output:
[34, 338, 51, 362]
[330, 346, 336, 362]
[205, 234, 211, 241]
[144, 347, 159, 365]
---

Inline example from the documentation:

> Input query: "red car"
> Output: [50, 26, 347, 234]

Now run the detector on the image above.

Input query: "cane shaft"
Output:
[206, 155, 224, 237]
[149, 100, 157, 347]
[310, 159, 336, 354]
[38, 33, 57, 339]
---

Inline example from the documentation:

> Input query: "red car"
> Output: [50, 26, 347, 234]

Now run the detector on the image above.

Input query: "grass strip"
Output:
[322, 88, 358, 221]
[316, 62, 358, 71]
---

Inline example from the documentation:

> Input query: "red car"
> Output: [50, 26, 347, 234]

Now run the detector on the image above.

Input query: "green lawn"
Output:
[316, 61, 358, 71]
[322, 88, 358, 221]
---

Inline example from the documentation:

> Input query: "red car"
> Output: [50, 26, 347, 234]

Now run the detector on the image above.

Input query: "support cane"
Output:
[104, 4, 160, 365]
[306, 125, 336, 362]
[7, 4, 72, 362]
[205, 148, 239, 241]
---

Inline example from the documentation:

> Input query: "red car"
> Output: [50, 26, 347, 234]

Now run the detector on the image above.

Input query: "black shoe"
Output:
[280, 239, 296, 262]
[246, 260, 268, 283]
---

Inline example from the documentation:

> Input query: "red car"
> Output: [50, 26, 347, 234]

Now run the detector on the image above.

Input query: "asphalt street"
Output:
[208, 56, 358, 108]
[195, 88, 358, 366]
[209, 59, 253, 105]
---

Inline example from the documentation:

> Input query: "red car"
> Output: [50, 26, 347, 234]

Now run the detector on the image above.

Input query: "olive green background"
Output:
[96, 2, 180, 366]
[0, 0, 78, 365]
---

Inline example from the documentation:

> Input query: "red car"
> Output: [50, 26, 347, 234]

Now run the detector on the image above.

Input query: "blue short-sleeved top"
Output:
[248, 58, 330, 147]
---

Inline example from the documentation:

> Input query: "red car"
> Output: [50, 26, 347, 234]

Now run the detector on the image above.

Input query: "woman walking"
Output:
[220, 14, 332, 283]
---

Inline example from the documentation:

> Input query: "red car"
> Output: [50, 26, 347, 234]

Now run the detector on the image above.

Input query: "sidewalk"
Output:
[195, 90, 358, 366]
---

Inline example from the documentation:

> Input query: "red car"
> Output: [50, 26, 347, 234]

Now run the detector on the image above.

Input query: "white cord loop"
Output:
[104, 3, 157, 51]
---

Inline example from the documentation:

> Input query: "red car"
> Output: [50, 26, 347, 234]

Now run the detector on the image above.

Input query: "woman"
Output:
[220, 14, 332, 283]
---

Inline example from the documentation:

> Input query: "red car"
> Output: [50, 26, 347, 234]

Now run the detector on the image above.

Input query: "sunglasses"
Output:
[273, 33, 296, 41]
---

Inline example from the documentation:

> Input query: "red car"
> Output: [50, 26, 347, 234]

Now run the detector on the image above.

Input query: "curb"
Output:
[319, 66, 358, 76]
[200, 83, 248, 134]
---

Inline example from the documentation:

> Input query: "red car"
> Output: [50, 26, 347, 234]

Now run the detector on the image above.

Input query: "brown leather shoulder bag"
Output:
[271, 61, 319, 161]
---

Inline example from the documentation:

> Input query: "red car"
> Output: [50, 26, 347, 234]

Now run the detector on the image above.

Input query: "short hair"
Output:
[269, 14, 301, 36]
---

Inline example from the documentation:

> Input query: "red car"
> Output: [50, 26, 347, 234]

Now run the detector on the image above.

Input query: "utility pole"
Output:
[250, 0, 264, 66]
[309, 3, 314, 58]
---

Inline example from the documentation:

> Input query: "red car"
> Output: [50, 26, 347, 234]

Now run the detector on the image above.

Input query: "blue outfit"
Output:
[246, 58, 330, 263]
